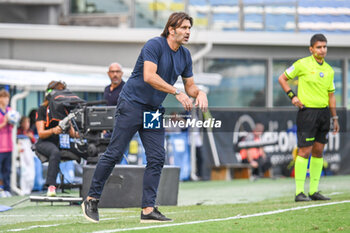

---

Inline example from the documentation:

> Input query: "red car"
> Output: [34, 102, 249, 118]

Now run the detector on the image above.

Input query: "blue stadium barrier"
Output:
[56, 161, 75, 184]
[166, 132, 191, 181]
[33, 156, 44, 191]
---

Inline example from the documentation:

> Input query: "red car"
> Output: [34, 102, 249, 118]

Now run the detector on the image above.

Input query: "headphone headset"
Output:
[45, 81, 66, 97]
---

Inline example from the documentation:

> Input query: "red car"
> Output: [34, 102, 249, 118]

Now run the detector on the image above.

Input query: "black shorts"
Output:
[297, 107, 330, 147]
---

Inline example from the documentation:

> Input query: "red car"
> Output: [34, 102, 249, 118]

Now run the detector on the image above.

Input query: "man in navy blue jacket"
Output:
[82, 12, 208, 223]
[103, 62, 125, 106]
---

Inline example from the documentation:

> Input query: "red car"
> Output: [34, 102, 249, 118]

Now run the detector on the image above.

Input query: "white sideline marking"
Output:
[6, 224, 60, 232]
[1, 214, 83, 217]
[328, 192, 343, 196]
[3, 217, 124, 232]
[94, 200, 350, 233]
[5, 201, 349, 232]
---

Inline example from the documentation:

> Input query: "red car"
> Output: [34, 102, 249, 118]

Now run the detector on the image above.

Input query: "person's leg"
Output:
[0, 153, 5, 189]
[82, 99, 142, 223]
[139, 127, 165, 209]
[252, 159, 260, 176]
[138, 127, 172, 222]
[295, 108, 317, 200]
[87, 99, 141, 199]
[308, 108, 331, 200]
[260, 156, 272, 175]
[87, 126, 138, 199]
[1, 152, 12, 192]
[309, 142, 325, 195]
[295, 147, 311, 195]
[35, 141, 61, 186]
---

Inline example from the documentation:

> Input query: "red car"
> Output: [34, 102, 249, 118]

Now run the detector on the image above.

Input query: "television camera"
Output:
[48, 89, 116, 164]
[59, 102, 116, 164]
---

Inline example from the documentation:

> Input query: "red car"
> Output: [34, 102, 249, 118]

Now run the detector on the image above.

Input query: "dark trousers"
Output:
[254, 157, 271, 176]
[88, 98, 165, 208]
[0, 152, 12, 191]
[242, 157, 272, 176]
[35, 140, 61, 186]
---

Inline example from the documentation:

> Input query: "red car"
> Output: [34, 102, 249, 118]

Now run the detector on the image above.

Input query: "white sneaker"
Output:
[4, 191, 12, 197]
[47, 185, 56, 197]
[0, 189, 6, 198]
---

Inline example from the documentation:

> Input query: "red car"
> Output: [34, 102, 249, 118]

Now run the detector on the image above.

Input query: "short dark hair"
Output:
[310, 34, 327, 47]
[161, 12, 193, 38]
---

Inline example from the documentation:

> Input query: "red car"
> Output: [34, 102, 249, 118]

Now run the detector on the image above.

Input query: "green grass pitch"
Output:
[1, 175, 349, 232]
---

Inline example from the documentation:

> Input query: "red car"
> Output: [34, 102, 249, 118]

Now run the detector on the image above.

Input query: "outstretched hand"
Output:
[175, 92, 193, 111]
[195, 91, 208, 112]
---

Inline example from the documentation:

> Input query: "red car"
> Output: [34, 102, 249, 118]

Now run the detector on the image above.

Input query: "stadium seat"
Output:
[209, 0, 237, 6]
[189, 0, 207, 6]
[212, 13, 239, 30]
[243, 0, 264, 4]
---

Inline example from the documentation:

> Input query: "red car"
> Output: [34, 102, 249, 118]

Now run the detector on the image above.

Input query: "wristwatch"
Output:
[173, 89, 180, 95]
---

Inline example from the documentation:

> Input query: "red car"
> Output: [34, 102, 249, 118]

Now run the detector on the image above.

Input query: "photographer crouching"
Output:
[35, 81, 80, 197]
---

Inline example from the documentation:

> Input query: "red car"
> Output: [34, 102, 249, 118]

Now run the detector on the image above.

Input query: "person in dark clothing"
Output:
[82, 12, 208, 223]
[103, 63, 125, 106]
[35, 81, 79, 197]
